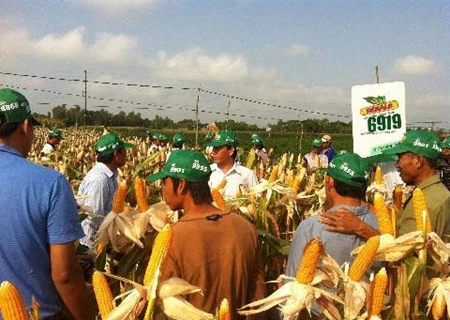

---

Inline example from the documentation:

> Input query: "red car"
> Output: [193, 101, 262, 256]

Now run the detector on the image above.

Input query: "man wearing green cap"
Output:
[251, 134, 269, 165]
[303, 138, 328, 170]
[438, 136, 450, 191]
[286, 152, 379, 284]
[0, 88, 90, 319]
[146, 150, 266, 319]
[77, 132, 134, 251]
[41, 128, 63, 156]
[383, 130, 450, 238]
[209, 130, 258, 199]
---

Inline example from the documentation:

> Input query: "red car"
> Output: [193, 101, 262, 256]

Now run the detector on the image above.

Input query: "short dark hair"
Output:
[333, 178, 367, 200]
[228, 146, 238, 160]
[171, 177, 213, 205]
[0, 121, 21, 138]
[97, 151, 115, 164]
[421, 155, 438, 169]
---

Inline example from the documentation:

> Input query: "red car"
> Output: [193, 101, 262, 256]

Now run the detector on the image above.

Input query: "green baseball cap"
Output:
[251, 134, 263, 145]
[209, 130, 239, 147]
[146, 150, 212, 182]
[0, 88, 40, 125]
[173, 133, 185, 143]
[442, 137, 450, 149]
[327, 152, 370, 188]
[49, 128, 63, 139]
[159, 133, 169, 142]
[312, 138, 322, 147]
[95, 132, 134, 156]
[382, 130, 442, 160]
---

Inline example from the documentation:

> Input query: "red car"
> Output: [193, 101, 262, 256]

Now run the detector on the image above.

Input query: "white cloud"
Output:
[395, 55, 438, 75]
[283, 44, 310, 57]
[73, 0, 161, 16]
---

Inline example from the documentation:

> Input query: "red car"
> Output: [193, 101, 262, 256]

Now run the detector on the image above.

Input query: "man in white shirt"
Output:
[41, 128, 63, 155]
[208, 130, 258, 199]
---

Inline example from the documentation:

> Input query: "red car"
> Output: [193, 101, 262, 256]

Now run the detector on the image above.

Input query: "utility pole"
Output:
[83, 70, 88, 127]
[226, 100, 230, 130]
[375, 65, 380, 84]
[195, 85, 200, 148]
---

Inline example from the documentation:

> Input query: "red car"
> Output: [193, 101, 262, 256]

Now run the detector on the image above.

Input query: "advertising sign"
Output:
[352, 82, 406, 157]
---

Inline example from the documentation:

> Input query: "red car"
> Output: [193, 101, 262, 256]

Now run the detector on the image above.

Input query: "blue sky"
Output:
[1, 0, 449, 129]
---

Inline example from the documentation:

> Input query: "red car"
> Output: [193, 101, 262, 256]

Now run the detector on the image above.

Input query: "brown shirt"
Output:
[160, 210, 266, 319]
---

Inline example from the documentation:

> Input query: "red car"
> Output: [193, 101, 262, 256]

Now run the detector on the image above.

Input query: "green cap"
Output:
[95, 132, 134, 156]
[0, 88, 40, 125]
[49, 128, 63, 139]
[251, 134, 263, 145]
[312, 138, 322, 147]
[382, 130, 442, 160]
[327, 152, 370, 188]
[208, 130, 239, 147]
[173, 133, 185, 143]
[146, 150, 211, 182]
[159, 133, 169, 142]
[442, 137, 450, 149]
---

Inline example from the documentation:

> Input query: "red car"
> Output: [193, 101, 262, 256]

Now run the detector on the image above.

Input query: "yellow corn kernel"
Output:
[92, 271, 114, 319]
[0, 281, 29, 320]
[290, 167, 307, 194]
[369, 267, 388, 316]
[217, 179, 228, 190]
[143, 225, 174, 320]
[373, 193, 394, 236]
[393, 185, 403, 212]
[112, 181, 127, 214]
[268, 165, 278, 183]
[432, 293, 446, 320]
[296, 238, 323, 284]
[134, 177, 149, 213]
[218, 298, 231, 320]
[348, 236, 380, 282]
[412, 188, 432, 233]
[375, 166, 383, 185]
[212, 188, 228, 211]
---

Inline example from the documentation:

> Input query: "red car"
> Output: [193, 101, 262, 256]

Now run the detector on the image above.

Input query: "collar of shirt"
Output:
[416, 174, 442, 190]
[94, 162, 117, 178]
[328, 204, 371, 216]
[211, 162, 244, 176]
[0, 143, 25, 158]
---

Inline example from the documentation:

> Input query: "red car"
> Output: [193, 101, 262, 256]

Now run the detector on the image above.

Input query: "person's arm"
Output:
[50, 242, 93, 320]
[319, 208, 380, 240]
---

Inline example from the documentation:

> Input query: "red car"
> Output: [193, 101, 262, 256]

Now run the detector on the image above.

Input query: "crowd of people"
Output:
[1, 87, 450, 319]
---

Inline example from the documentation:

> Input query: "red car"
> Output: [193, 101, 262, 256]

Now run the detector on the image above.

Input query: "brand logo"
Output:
[0, 102, 20, 112]
[413, 138, 429, 149]
[360, 96, 399, 116]
[340, 162, 355, 177]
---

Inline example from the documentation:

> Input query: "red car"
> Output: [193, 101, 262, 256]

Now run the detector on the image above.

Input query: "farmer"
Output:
[287, 152, 379, 280]
[41, 128, 63, 155]
[303, 138, 328, 171]
[208, 130, 258, 199]
[251, 134, 269, 165]
[146, 150, 266, 319]
[383, 130, 450, 239]
[439, 136, 450, 191]
[147, 132, 161, 155]
[172, 133, 185, 150]
[0, 88, 91, 319]
[77, 132, 134, 251]
[320, 134, 336, 161]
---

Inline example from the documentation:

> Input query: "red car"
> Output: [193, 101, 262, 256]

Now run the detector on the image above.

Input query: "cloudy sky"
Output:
[1, 1, 449, 129]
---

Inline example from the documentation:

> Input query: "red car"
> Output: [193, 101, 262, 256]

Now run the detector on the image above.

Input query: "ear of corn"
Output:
[393, 185, 403, 211]
[112, 181, 128, 214]
[313, 154, 320, 168]
[0, 281, 29, 320]
[373, 193, 394, 236]
[412, 188, 432, 233]
[268, 165, 278, 183]
[369, 267, 388, 316]
[31, 296, 40, 320]
[432, 293, 446, 320]
[348, 236, 380, 282]
[290, 167, 307, 194]
[212, 188, 228, 211]
[217, 179, 228, 190]
[295, 238, 323, 284]
[92, 271, 114, 319]
[134, 177, 149, 213]
[143, 225, 174, 320]
[218, 298, 231, 320]
[375, 166, 383, 185]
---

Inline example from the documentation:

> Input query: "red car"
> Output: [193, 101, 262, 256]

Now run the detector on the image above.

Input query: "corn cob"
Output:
[369, 267, 388, 316]
[212, 188, 228, 211]
[0, 281, 29, 320]
[373, 193, 394, 236]
[217, 179, 228, 190]
[313, 154, 320, 169]
[412, 188, 432, 233]
[268, 165, 278, 183]
[143, 225, 174, 320]
[31, 296, 40, 320]
[432, 293, 446, 320]
[92, 271, 114, 319]
[348, 236, 380, 282]
[290, 167, 307, 194]
[112, 181, 127, 214]
[218, 298, 231, 320]
[393, 185, 403, 212]
[134, 177, 149, 213]
[245, 148, 256, 169]
[296, 238, 324, 284]
[375, 166, 383, 185]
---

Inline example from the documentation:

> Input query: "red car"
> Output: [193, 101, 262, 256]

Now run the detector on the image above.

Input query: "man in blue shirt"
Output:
[0, 88, 90, 319]
[321, 134, 337, 162]
[286, 152, 379, 279]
